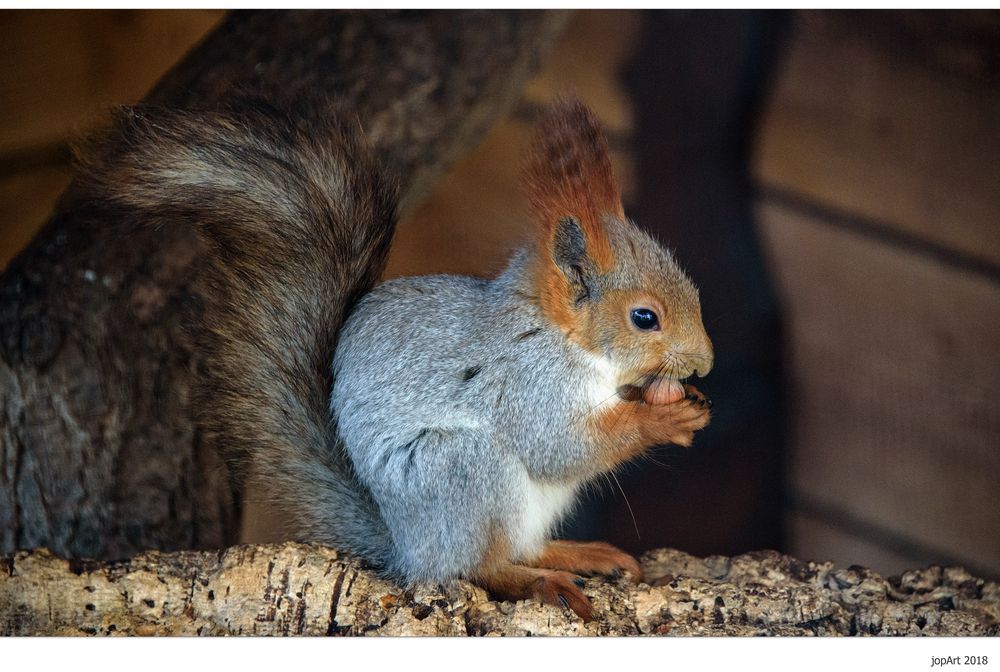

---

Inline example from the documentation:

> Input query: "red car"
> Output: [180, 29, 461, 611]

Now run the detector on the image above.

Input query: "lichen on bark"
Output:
[1, 542, 996, 636]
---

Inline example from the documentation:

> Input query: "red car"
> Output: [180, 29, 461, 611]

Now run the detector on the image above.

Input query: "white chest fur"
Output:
[509, 476, 578, 560]
[584, 353, 620, 409]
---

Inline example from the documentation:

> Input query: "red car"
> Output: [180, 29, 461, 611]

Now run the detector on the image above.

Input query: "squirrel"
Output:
[76, 95, 712, 622]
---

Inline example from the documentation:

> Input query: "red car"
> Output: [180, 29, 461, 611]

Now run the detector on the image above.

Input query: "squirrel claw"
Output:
[532, 571, 594, 621]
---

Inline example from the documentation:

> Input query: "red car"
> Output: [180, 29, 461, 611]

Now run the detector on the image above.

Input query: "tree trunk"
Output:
[2, 542, 996, 635]
[0, 9, 570, 560]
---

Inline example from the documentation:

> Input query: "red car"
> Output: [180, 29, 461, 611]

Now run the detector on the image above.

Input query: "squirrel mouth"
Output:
[617, 376, 685, 405]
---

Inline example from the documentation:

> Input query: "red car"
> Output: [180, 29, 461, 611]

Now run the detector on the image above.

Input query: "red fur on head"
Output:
[523, 97, 623, 334]
[524, 96, 623, 273]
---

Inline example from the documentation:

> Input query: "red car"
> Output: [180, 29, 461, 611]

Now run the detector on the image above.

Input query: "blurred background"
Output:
[1, 9, 997, 580]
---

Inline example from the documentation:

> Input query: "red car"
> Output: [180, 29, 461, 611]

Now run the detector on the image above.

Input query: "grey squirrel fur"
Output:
[78, 96, 712, 620]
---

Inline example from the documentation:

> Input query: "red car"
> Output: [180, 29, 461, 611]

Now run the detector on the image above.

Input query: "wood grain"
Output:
[754, 11, 1000, 267]
[0, 10, 224, 158]
[788, 511, 922, 578]
[758, 197, 1000, 572]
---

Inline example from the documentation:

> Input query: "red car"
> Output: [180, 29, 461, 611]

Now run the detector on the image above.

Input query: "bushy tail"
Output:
[76, 98, 397, 563]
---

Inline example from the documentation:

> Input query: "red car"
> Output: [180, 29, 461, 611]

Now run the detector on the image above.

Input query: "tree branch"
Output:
[2, 543, 996, 635]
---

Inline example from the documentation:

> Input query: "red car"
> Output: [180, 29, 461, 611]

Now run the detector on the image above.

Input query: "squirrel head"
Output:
[523, 97, 713, 388]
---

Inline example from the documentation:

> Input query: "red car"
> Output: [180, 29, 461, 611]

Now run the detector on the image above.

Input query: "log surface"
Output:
[2, 542, 996, 636]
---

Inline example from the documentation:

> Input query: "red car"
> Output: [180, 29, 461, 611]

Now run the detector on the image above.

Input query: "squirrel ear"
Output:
[552, 216, 599, 304]
[523, 96, 622, 274]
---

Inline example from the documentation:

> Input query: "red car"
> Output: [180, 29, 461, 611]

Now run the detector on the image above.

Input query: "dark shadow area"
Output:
[567, 10, 793, 558]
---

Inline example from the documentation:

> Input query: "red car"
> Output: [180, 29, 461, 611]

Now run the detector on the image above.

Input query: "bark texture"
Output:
[0, 10, 570, 560]
[1, 542, 996, 636]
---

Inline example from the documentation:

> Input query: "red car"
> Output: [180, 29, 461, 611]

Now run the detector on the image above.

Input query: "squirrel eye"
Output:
[630, 308, 660, 331]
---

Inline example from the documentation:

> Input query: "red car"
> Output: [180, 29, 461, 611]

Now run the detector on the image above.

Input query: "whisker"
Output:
[600, 472, 614, 497]
[611, 360, 666, 434]
[636, 449, 672, 469]
[671, 351, 711, 360]
[589, 390, 621, 412]
[587, 365, 665, 413]
[609, 469, 640, 541]
[606, 363, 661, 434]
[615, 356, 666, 436]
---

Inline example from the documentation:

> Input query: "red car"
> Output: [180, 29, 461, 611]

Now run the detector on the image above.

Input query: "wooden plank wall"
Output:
[0, 9, 224, 268]
[754, 11, 1000, 578]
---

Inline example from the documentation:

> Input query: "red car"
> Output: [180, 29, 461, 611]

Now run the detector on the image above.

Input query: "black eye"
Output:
[630, 308, 659, 331]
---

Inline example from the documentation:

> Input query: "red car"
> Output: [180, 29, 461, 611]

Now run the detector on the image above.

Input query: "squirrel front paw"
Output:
[592, 383, 712, 461]
[647, 383, 711, 447]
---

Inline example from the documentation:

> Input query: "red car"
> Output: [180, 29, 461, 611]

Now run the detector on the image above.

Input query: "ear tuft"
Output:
[523, 96, 622, 272]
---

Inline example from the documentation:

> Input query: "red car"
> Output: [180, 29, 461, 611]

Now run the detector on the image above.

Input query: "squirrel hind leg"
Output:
[471, 561, 594, 622]
[527, 540, 644, 584]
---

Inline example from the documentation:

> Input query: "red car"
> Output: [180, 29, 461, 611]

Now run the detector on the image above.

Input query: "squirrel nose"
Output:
[694, 353, 713, 378]
[668, 349, 713, 378]
[674, 325, 713, 378]
[689, 331, 714, 378]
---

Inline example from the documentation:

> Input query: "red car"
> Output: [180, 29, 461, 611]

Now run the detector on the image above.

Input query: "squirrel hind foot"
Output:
[528, 540, 644, 584]
[471, 562, 594, 622]
[530, 570, 594, 622]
